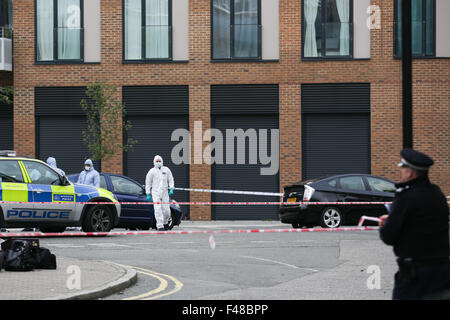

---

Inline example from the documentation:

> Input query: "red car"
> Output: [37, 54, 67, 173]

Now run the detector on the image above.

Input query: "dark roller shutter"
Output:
[123, 86, 189, 218]
[37, 116, 98, 175]
[0, 101, 13, 150]
[301, 83, 371, 180]
[123, 86, 189, 115]
[35, 87, 100, 175]
[211, 85, 279, 220]
[35, 87, 89, 116]
[211, 84, 279, 115]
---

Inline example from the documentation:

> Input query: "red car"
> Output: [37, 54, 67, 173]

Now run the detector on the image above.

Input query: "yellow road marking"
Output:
[119, 265, 183, 300]
[122, 270, 168, 300]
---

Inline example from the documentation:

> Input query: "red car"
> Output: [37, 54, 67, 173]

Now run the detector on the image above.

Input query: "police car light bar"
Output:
[0, 150, 16, 157]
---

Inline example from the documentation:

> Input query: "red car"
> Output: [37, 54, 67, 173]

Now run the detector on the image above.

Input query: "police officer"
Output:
[379, 148, 450, 300]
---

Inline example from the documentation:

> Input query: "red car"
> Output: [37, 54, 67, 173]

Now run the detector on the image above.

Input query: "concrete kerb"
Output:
[47, 261, 138, 300]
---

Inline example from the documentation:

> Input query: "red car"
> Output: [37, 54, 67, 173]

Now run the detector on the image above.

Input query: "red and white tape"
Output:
[0, 226, 379, 238]
[1, 201, 449, 205]
[358, 215, 383, 227]
[174, 187, 283, 197]
[0, 201, 395, 205]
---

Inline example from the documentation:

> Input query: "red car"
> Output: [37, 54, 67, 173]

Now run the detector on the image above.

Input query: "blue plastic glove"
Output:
[146, 194, 152, 202]
[169, 188, 174, 196]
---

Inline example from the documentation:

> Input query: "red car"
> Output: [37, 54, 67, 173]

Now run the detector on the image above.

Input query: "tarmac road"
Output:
[24, 221, 398, 300]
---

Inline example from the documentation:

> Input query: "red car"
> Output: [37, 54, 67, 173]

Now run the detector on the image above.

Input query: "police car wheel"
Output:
[82, 205, 113, 232]
[320, 207, 342, 228]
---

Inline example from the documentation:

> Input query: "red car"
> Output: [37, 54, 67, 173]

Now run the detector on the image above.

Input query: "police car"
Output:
[0, 151, 121, 233]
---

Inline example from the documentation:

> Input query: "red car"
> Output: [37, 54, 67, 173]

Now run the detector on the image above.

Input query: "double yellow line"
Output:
[121, 265, 183, 300]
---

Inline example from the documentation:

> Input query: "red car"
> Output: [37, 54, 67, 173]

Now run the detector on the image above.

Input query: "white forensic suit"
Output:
[145, 155, 175, 230]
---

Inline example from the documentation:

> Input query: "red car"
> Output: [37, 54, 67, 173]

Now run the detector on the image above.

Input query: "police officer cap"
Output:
[397, 148, 434, 171]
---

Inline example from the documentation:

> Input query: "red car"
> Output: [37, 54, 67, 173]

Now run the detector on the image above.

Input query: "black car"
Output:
[279, 174, 396, 228]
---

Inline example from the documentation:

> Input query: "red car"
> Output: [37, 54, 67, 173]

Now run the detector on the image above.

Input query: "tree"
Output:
[80, 81, 137, 162]
[0, 86, 13, 105]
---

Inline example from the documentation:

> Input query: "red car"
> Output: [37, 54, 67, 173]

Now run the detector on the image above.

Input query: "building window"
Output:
[394, 0, 435, 58]
[124, 0, 172, 61]
[0, 0, 13, 29]
[36, 0, 83, 62]
[302, 0, 353, 59]
[212, 0, 261, 60]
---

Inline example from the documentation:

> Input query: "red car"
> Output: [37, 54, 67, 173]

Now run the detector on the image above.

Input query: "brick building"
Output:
[0, 0, 449, 220]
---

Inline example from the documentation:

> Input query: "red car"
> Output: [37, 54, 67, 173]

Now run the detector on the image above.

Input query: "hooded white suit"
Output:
[145, 155, 174, 229]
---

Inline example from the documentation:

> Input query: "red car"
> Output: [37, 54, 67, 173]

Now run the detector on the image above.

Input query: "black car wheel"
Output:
[82, 205, 113, 232]
[291, 223, 301, 229]
[320, 207, 342, 228]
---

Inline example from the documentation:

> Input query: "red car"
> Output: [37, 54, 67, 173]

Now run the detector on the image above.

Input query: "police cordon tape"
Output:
[0, 200, 395, 205]
[174, 187, 284, 197]
[0, 226, 380, 238]
[1, 201, 449, 205]
[358, 215, 383, 227]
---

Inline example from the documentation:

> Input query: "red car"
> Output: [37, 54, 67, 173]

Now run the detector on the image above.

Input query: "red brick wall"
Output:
[11, 0, 450, 221]
[412, 60, 450, 194]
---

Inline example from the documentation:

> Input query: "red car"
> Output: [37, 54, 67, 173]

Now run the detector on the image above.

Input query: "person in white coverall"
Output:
[146, 155, 174, 231]
[46, 157, 66, 177]
[77, 159, 100, 187]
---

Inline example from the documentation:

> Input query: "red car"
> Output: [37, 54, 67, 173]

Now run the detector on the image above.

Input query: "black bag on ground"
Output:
[30, 247, 57, 269]
[4, 240, 35, 271]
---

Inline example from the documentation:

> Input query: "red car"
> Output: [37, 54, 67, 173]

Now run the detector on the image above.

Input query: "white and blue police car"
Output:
[0, 151, 121, 232]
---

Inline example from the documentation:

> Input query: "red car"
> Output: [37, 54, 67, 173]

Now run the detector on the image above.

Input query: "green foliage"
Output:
[0, 86, 13, 105]
[81, 81, 137, 162]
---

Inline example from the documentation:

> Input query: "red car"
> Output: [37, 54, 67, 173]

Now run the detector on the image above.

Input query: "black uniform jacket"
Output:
[379, 176, 449, 261]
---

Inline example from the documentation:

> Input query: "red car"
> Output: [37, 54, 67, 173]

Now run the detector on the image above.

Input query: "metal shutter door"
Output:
[35, 87, 100, 174]
[125, 115, 190, 217]
[212, 115, 279, 220]
[0, 102, 13, 150]
[37, 116, 100, 175]
[301, 83, 371, 180]
[302, 113, 370, 179]
[123, 86, 190, 218]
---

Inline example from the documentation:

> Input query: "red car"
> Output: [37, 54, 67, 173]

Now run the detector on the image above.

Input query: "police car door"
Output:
[0, 160, 32, 223]
[21, 160, 76, 221]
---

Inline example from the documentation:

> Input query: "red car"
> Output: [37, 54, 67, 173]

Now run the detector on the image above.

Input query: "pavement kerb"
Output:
[46, 261, 138, 300]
